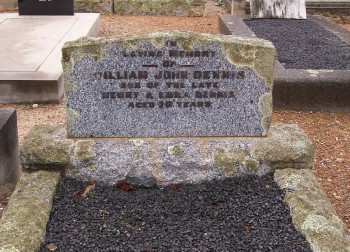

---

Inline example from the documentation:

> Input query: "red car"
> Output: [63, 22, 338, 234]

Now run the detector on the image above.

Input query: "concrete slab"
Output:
[219, 14, 350, 112]
[0, 13, 100, 104]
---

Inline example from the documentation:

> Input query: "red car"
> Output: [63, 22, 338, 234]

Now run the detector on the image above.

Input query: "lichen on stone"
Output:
[274, 169, 350, 252]
[242, 157, 259, 171]
[168, 144, 185, 156]
[20, 125, 74, 169]
[0, 170, 61, 251]
[75, 140, 96, 162]
[258, 92, 273, 136]
[213, 144, 249, 176]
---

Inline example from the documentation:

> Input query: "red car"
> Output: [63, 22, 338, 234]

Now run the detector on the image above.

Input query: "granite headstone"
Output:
[62, 32, 275, 137]
[18, 0, 74, 15]
[0, 109, 20, 185]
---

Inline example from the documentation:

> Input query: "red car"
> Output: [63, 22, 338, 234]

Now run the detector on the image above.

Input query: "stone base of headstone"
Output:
[74, 0, 113, 13]
[0, 0, 17, 10]
[250, 0, 307, 19]
[113, 0, 205, 16]
[20, 124, 314, 187]
[0, 109, 20, 186]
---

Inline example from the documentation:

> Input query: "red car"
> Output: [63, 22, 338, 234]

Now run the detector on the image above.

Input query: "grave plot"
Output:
[1, 32, 349, 251]
[219, 15, 350, 112]
[0, 10, 99, 104]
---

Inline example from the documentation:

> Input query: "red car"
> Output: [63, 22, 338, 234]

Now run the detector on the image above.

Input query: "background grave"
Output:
[219, 14, 350, 112]
[0, 13, 100, 104]
[0, 109, 19, 186]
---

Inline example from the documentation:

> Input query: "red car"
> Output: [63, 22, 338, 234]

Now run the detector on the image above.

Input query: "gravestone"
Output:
[63, 32, 275, 137]
[0, 109, 20, 186]
[250, 0, 307, 19]
[18, 0, 74, 15]
[20, 32, 313, 187]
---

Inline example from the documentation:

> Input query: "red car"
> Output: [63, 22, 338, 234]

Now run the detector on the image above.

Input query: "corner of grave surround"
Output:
[251, 124, 314, 170]
[20, 124, 73, 170]
[274, 168, 350, 252]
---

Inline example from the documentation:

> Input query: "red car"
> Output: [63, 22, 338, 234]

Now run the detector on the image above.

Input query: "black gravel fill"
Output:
[244, 19, 350, 70]
[40, 174, 311, 252]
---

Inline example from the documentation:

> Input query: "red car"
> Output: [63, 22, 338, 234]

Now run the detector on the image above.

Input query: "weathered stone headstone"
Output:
[113, 0, 205, 16]
[62, 32, 275, 137]
[20, 32, 314, 188]
[18, 0, 74, 15]
[250, 0, 307, 19]
[0, 109, 20, 186]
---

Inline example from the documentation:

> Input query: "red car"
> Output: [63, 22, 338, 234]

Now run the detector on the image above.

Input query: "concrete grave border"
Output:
[0, 13, 100, 104]
[219, 14, 350, 112]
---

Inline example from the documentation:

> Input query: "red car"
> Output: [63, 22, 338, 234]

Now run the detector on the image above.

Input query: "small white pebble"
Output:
[32, 104, 38, 108]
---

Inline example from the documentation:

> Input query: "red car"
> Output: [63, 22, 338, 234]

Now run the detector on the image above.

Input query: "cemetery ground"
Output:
[0, 1, 350, 248]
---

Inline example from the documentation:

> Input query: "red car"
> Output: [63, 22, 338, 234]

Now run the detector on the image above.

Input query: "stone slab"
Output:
[219, 14, 350, 112]
[18, 0, 74, 15]
[113, 0, 205, 16]
[63, 32, 275, 137]
[0, 109, 19, 186]
[0, 0, 17, 10]
[0, 13, 100, 104]
[250, 0, 307, 19]
[20, 123, 314, 186]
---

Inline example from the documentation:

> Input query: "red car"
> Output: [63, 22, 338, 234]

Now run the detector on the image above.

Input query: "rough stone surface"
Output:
[250, 0, 307, 19]
[0, 108, 20, 185]
[62, 31, 275, 138]
[19, 123, 313, 186]
[251, 123, 314, 170]
[20, 125, 74, 170]
[0, 170, 61, 252]
[274, 169, 350, 252]
[0, 0, 17, 10]
[74, 0, 113, 13]
[113, 0, 205, 16]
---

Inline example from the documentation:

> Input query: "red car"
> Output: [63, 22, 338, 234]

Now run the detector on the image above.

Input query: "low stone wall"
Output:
[74, 0, 113, 13]
[114, 0, 205, 16]
[19, 123, 314, 187]
[0, 0, 17, 11]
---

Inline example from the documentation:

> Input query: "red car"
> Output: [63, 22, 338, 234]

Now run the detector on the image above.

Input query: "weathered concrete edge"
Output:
[0, 170, 61, 252]
[274, 169, 350, 252]
[219, 14, 350, 113]
[20, 123, 314, 186]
